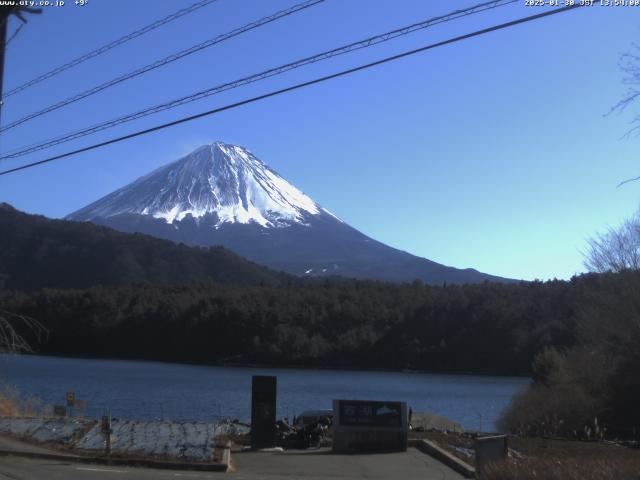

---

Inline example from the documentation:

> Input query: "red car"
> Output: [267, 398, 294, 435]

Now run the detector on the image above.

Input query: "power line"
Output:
[0, 0, 325, 134]
[2, 0, 220, 100]
[0, 0, 518, 160]
[5, 22, 23, 47]
[0, 3, 584, 177]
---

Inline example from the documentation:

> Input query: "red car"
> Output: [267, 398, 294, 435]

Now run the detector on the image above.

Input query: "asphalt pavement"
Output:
[230, 447, 464, 479]
[0, 448, 465, 480]
[0, 455, 219, 479]
[0, 434, 464, 480]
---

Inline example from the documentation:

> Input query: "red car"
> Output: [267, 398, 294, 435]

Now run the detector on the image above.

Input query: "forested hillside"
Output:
[0, 203, 288, 290]
[5, 272, 632, 376]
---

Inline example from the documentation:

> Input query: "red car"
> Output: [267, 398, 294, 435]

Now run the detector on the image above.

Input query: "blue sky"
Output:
[0, 0, 638, 281]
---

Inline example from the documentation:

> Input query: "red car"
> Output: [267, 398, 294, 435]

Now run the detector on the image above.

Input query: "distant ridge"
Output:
[0, 204, 288, 291]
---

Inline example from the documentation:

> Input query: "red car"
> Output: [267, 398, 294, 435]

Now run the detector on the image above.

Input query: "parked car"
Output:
[293, 409, 333, 427]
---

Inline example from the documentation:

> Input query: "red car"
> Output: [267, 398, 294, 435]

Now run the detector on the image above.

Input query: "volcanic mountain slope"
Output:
[67, 142, 514, 284]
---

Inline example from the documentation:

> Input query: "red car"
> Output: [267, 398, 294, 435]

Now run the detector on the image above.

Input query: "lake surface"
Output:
[0, 354, 529, 431]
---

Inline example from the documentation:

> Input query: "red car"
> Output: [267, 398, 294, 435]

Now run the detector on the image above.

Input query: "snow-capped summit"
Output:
[68, 142, 337, 228]
[68, 142, 513, 285]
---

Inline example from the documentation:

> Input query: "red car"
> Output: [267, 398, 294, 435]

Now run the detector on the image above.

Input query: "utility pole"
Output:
[0, 8, 11, 126]
[0, 6, 42, 125]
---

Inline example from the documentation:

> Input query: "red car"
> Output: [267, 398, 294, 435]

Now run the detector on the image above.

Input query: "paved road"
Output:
[0, 436, 59, 456]
[0, 456, 218, 480]
[0, 447, 464, 480]
[231, 448, 464, 479]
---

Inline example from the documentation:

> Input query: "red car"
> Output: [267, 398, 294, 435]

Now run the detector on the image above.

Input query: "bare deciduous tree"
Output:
[0, 310, 46, 353]
[606, 45, 640, 186]
[610, 44, 640, 124]
[584, 213, 640, 272]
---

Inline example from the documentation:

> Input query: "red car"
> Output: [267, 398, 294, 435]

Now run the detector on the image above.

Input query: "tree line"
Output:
[2, 272, 626, 376]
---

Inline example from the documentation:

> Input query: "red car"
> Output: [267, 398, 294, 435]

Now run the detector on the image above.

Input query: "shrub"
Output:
[0, 386, 44, 417]
[498, 382, 602, 438]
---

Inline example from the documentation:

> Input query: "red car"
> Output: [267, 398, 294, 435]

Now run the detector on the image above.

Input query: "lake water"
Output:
[0, 354, 529, 431]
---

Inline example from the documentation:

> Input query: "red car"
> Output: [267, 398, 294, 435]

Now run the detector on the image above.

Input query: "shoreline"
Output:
[3, 352, 532, 380]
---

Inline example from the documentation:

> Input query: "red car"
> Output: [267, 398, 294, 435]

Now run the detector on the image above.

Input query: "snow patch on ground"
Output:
[0, 417, 88, 444]
[0, 417, 249, 462]
[76, 420, 219, 460]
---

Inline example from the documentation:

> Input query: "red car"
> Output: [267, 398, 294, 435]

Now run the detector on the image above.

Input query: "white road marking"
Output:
[171, 474, 211, 478]
[75, 467, 126, 473]
[73, 466, 214, 478]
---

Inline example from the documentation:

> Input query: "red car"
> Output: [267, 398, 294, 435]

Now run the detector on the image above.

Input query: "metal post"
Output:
[108, 409, 111, 456]
[102, 409, 112, 457]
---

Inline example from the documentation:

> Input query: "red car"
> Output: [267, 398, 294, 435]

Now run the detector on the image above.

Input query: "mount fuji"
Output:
[67, 142, 512, 284]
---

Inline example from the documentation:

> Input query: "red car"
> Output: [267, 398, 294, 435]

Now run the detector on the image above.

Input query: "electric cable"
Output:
[0, 4, 585, 177]
[0, 0, 325, 133]
[0, 0, 518, 160]
[2, 0, 220, 99]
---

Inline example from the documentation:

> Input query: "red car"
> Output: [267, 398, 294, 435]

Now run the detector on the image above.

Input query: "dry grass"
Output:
[413, 430, 640, 479]
[482, 455, 640, 480]
[0, 385, 45, 417]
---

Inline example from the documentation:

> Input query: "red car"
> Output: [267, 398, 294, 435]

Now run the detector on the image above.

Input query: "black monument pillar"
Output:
[251, 375, 277, 449]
